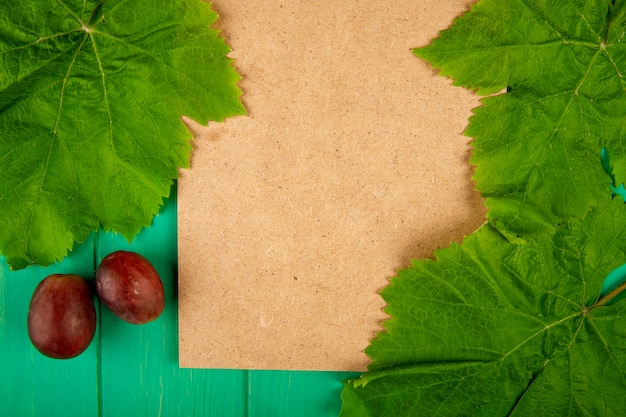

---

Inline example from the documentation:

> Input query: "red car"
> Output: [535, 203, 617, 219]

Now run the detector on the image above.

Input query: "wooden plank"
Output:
[247, 371, 356, 417]
[0, 236, 99, 417]
[97, 188, 245, 416]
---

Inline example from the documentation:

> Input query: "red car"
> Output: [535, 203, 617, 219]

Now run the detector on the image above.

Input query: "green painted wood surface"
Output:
[0, 186, 357, 416]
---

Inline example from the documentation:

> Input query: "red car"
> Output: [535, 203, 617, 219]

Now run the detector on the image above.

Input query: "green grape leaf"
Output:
[340, 197, 626, 416]
[414, 0, 626, 241]
[0, 0, 245, 269]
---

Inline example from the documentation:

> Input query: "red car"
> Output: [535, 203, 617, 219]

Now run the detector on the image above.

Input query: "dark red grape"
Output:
[95, 251, 164, 324]
[27, 274, 96, 359]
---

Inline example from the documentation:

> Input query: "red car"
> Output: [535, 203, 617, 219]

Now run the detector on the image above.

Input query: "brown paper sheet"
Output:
[177, 0, 485, 371]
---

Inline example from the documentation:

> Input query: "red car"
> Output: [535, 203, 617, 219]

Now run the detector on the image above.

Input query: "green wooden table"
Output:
[1, 186, 356, 416]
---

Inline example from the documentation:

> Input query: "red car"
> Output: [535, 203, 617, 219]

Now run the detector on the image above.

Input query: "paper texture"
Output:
[178, 0, 485, 371]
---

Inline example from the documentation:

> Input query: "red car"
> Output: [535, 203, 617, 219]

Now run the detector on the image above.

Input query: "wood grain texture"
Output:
[0, 237, 98, 417]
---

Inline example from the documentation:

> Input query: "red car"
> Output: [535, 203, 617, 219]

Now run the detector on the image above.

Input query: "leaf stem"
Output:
[592, 280, 626, 310]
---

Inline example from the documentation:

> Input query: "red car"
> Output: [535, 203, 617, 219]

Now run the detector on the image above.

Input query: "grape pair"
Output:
[27, 251, 164, 359]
